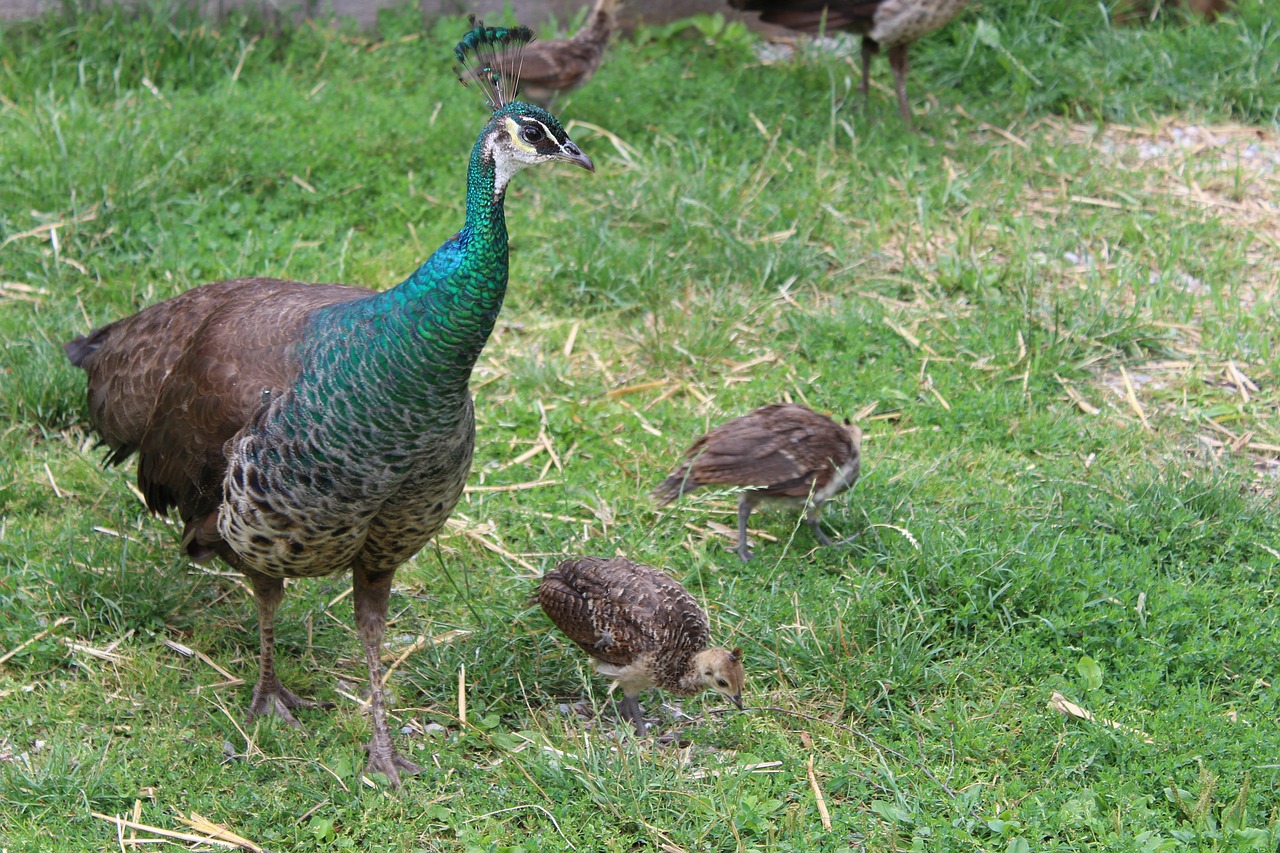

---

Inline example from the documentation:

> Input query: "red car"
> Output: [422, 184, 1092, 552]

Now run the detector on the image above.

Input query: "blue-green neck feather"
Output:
[303, 120, 511, 426]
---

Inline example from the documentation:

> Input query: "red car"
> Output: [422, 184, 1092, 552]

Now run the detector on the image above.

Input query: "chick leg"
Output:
[804, 509, 837, 547]
[354, 565, 423, 787]
[735, 495, 756, 562]
[245, 569, 332, 726]
[617, 693, 648, 737]
[888, 43, 912, 121]
[860, 36, 877, 111]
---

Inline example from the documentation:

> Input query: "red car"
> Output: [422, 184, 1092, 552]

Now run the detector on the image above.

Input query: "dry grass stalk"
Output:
[174, 812, 267, 852]
[90, 811, 263, 851]
[1048, 691, 1154, 744]
[1118, 366, 1153, 431]
[0, 616, 73, 666]
[161, 637, 244, 685]
[458, 663, 467, 727]
[464, 479, 561, 493]
[806, 754, 833, 830]
[379, 629, 471, 686]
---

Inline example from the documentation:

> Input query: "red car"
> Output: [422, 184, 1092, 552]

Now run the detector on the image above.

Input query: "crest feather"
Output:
[454, 16, 535, 112]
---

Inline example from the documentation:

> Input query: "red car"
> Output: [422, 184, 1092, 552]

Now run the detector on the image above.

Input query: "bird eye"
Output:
[716, 679, 729, 688]
[519, 124, 545, 144]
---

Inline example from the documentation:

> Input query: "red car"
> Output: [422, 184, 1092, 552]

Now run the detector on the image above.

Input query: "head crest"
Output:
[454, 16, 535, 112]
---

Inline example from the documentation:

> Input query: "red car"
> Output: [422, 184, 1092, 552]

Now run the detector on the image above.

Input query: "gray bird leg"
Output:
[888, 43, 912, 121]
[735, 495, 755, 562]
[860, 36, 876, 110]
[353, 565, 423, 787]
[805, 510, 837, 547]
[618, 693, 647, 737]
[245, 569, 332, 726]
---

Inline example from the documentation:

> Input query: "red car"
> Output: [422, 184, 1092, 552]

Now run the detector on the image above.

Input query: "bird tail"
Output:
[651, 465, 699, 506]
[64, 324, 112, 368]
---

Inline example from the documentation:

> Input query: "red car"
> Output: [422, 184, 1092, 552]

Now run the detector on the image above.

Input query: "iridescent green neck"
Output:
[393, 135, 509, 402]
[313, 124, 511, 420]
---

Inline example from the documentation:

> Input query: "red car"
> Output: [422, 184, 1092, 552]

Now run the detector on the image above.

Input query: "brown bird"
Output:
[62, 23, 593, 787]
[653, 403, 862, 561]
[537, 556, 745, 735]
[728, 0, 968, 120]
[474, 0, 620, 107]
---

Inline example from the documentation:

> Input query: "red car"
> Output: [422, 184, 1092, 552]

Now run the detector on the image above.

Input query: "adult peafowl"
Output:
[64, 20, 593, 787]
[468, 0, 620, 107]
[729, 0, 968, 121]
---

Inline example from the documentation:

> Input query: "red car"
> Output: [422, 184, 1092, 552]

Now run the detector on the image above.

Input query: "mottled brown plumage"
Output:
[729, 0, 968, 120]
[475, 0, 619, 106]
[653, 403, 862, 561]
[538, 556, 744, 735]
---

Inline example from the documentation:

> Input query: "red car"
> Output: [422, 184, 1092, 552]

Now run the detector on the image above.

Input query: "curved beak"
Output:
[731, 693, 744, 710]
[558, 140, 594, 172]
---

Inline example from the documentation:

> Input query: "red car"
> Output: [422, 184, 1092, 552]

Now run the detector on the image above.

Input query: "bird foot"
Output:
[735, 543, 754, 562]
[830, 530, 862, 547]
[365, 741, 424, 788]
[247, 684, 334, 728]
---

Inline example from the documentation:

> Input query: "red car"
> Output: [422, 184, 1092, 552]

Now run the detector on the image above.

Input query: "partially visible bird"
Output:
[469, 0, 620, 107]
[728, 0, 968, 120]
[653, 403, 862, 561]
[64, 21, 593, 787]
[537, 556, 745, 736]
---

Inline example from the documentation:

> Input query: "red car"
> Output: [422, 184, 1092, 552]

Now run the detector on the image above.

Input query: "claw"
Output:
[365, 740, 425, 788]
[247, 684, 334, 728]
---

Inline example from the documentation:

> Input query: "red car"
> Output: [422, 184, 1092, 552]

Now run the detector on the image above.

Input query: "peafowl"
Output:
[729, 0, 968, 120]
[653, 403, 862, 561]
[466, 0, 620, 107]
[537, 556, 744, 736]
[64, 20, 593, 787]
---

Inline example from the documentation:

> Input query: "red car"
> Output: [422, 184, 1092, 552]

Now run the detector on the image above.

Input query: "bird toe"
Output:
[246, 685, 332, 728]
[365, 744, 425, 788]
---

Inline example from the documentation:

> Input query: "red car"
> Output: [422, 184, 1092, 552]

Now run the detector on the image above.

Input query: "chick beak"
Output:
[731, 693, 744, 710]
[558, 141, 594, 172]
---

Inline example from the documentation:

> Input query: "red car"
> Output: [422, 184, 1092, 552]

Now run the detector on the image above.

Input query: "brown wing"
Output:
[484, 0, 615, 93]
[502, 40, 605, 91]
[727, 0, 884, 32]
[538, 557, 709, 666]
[67, 277, 372, 531]
[664, 404, 855, 499]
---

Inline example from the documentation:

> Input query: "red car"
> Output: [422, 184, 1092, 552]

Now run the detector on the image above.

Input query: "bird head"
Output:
[843, 419, 863, 454]
[455, 18, 594, 190]
[486, 102, 594, 177]
[692, 646, 746, 710]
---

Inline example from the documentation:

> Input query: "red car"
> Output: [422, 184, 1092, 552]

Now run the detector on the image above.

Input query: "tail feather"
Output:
[64, 325, 112, 368]
[652, 465, 699, 506]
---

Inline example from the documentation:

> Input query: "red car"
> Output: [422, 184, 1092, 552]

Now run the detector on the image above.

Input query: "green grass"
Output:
[2, 0, 1279, 849]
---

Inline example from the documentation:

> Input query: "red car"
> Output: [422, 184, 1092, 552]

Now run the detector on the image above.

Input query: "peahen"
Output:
[653, 403, 862, 561]
[64, 20, 593, 787]
[537, 556, 744, 736]
[729, 0, 968, 120]
[466, 0, 620, 107]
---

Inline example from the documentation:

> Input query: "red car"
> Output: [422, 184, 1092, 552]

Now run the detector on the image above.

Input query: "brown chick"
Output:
[480, 0, 620, 107]
[653, 403, 862, 561]
[538, 556, 745, 736]
[729, 0, 968, 120]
